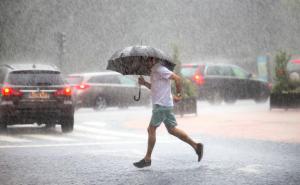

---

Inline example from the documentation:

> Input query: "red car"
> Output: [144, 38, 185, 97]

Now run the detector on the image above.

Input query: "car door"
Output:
[217, 65, 237, 100]
[231, 65, 252, 99]
[205, 65, 235, 97]
[117, 75, 142, 106]
[88, 75, 121, 106]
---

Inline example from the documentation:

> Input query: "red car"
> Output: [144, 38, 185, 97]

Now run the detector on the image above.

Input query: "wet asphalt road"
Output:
[0, 101, 300, 185]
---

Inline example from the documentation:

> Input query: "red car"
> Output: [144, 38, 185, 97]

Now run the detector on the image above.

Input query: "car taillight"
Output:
[193, 74, 205, 85]
[75, 84, 90, 90]
[55, 87, 72, 96]
[1, 87, 23, 96]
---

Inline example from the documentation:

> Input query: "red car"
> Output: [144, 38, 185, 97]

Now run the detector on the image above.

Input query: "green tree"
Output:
[272, 51, 291, 93]
[171, 45, 197, 98]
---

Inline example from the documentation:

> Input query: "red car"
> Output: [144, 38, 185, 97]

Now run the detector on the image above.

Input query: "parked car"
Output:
[66, 72, 151, 110]
[287, 59, 300, 83]
[0, 64, 74, 132]
[181, 63, 271, 104]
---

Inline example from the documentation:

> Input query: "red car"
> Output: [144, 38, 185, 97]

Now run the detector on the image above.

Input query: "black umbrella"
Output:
[106, 45, 176, 101]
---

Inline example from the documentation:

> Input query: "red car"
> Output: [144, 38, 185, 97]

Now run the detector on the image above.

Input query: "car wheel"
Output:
[224, 95, 236, 104]
[207, 91, 223, 105]
[61, 115, 74, 133]
[118, 105, 129, 109]
[0, 123, 7, 133]
[254, 96, 269, 103]
[254, 91, 269, 103]
[0, 116, 8, 133]
[45, 123, 56, 129]
[94, 95, 107, 111]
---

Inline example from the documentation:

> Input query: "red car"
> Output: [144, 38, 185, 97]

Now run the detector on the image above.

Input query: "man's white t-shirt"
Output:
[150, 63, 173, 107]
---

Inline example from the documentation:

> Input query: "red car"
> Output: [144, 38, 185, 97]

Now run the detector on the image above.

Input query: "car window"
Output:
[219, 66, 234, 76]
[118, 76, 136, 85]
[231, 66, 248, 79]
[7, 70, 64, 86]
[206, 65, 234, 77]
[181, 66, 198, 77]
[67, 76, 83, 85]
[88, 75, 120, 84]
[287, 62, 300, 71]
[206, 66, 221, 76]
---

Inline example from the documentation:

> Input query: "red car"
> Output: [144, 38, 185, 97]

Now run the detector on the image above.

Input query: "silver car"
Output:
[287, 59, 300, 83]
[66, 72, 151, 110]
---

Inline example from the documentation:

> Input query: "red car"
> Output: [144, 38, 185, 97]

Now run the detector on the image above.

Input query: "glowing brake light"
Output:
[1, 87, 23, 96]
[55, 87, 72, 96]
[2, 87, 11, 96]
[194, 74, 205, 85]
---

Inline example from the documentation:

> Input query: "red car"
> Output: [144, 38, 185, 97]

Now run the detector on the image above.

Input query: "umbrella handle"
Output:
[134, 85, 141, 101]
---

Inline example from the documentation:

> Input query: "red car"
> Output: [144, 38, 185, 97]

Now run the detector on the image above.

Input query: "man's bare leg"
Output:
[144, 125, 157, 161]
[133, 125, 157, 168]
[167, 126, 197, 149]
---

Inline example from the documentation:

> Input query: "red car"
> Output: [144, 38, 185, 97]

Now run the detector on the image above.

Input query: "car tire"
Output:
[0, 120, 7, 133]
[61, 115, 74, 133]
[207, 91, 223, 105]
[119, 105, 129, 110]
[45, 123, 56, 129]
[254, 91, 269, 103]
[0, 123, 7, 133]
[224, 95, 236, 104]
[254, 96, 269, 103]
[93, 95, 107, 111]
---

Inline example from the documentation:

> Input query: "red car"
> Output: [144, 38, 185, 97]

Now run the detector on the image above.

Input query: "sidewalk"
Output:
[125, 109, 300, 144]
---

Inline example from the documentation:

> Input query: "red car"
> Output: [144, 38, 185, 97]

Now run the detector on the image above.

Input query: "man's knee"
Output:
[167, 127, 176, 135]
[147, 126, 157, 135]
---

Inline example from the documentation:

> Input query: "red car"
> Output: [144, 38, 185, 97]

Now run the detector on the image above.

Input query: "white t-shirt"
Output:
[150, 63, 173, 107]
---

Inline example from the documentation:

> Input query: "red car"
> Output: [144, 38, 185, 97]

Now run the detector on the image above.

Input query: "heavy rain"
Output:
[0, 1, 300, 185]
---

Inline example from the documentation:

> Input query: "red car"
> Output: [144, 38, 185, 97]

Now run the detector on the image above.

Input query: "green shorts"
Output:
[150, 104, 177, 128]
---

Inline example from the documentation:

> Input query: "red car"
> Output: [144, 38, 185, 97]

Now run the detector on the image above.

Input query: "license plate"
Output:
[29, 92, 50, 99]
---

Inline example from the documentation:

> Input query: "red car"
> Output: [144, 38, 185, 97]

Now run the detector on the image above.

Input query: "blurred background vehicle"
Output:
[0, 64, 74, 132]
[287, 59, 300, 83]
[181, 63, 271, 104]
[66, 71, 151, 110]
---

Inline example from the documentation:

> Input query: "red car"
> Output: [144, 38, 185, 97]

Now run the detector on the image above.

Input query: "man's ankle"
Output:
[144, 157, 151, 162]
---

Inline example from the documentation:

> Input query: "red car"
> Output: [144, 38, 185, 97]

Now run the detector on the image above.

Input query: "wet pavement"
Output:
[0, 101, 300, 185]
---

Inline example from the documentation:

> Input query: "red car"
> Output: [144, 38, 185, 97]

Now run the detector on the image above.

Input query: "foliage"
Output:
[171, 45, 197, 98]
[272, 51, 300, 93]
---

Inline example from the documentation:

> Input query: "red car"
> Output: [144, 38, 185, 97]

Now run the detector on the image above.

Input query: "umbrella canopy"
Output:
[106, 45, 176, 76]
[106, 45, 176, 101]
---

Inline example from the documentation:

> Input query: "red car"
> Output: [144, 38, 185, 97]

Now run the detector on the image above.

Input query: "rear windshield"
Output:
[66, 76, 84, 85]
[7, 71, 64, 86]
[181, 66, 198, 77]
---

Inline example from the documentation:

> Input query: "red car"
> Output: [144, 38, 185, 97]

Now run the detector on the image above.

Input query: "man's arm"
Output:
[138, 76, 151, 89]
[169, 73, 182, 102]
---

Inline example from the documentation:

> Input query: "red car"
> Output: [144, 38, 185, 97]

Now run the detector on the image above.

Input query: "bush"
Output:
[171, 45, 197, 98]
[272, 51, 300, 93]
[272, 51, 291, 93]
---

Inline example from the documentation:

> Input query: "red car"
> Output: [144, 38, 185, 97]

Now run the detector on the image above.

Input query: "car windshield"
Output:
[67, 76, 84, 85]
[181, 66, 198, 77]
[8, 70, 64, 86]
